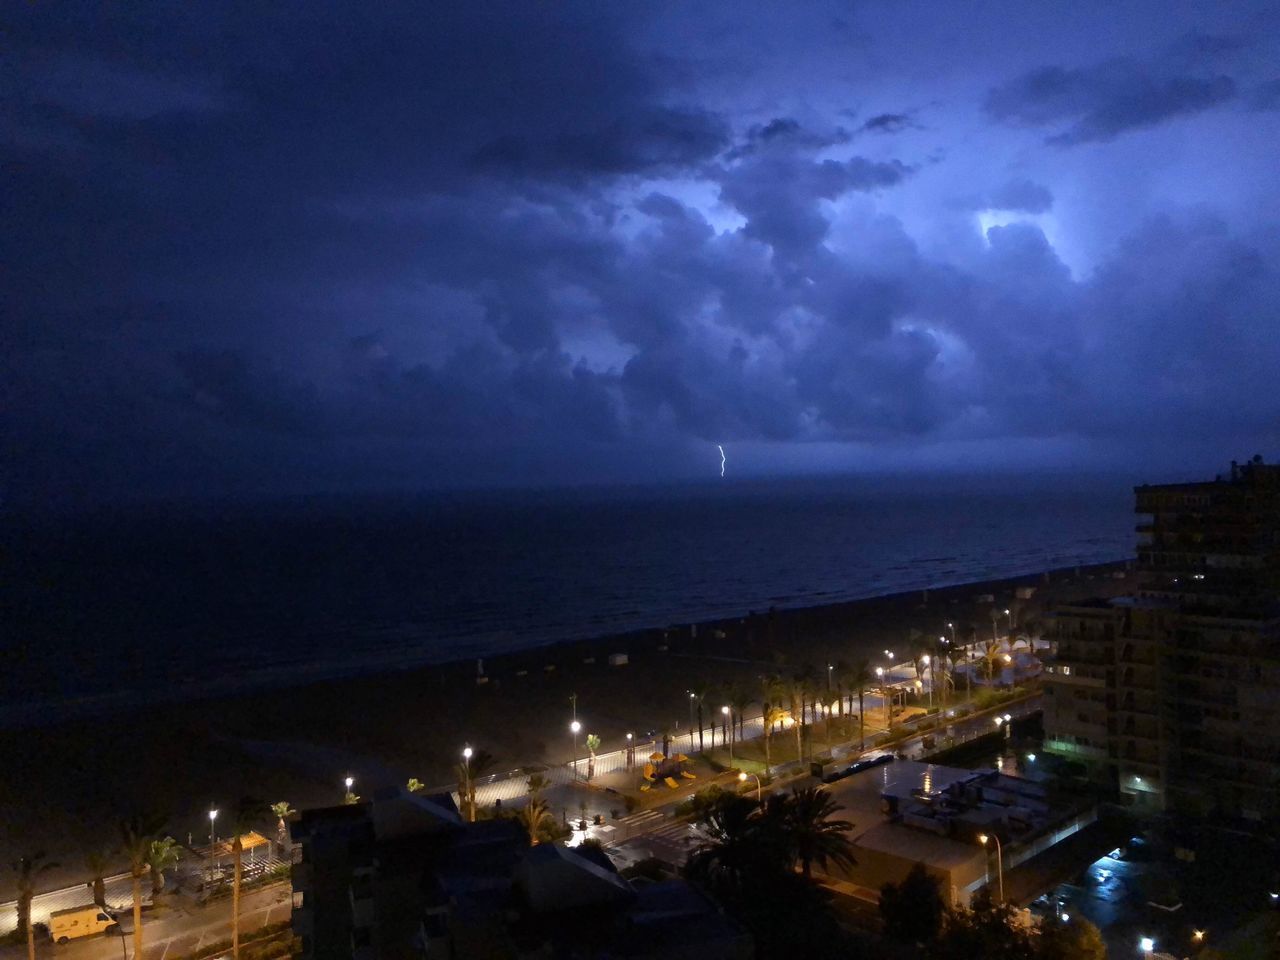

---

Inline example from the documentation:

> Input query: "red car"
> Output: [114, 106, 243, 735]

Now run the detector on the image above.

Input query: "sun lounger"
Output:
[664, 776, 680, 789]
[680, 771, 697, 779]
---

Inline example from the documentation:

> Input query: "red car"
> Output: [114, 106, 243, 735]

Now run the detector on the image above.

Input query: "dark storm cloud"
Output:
[958, 179, 1054, 214]
[4, 1, 1280, 506]
[986, 60, 1236, 145]
[860, 113, 917, 134]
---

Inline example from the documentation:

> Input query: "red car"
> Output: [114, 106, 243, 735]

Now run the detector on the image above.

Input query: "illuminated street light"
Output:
[462, 746, 475, 822]
[1140, 936, 1154, 957]
[722, 706, 734, 766]
[738, 771, 762, 802]
[208, 807, 218, 883]
[1193, 930, 1205, 942]
[978, 833, 1004, 902]
[570, 720, 582, 778]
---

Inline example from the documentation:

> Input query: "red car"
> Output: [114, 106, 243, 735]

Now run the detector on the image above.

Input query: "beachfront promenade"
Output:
[1, 645, 1041, 944]
[452, 650, 1041, 809]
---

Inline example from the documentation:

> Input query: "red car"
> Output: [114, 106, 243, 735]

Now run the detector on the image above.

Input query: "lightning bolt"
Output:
[717, 444, 726, 478]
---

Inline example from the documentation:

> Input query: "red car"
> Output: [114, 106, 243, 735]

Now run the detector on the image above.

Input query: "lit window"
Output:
[1062, 666, 1071, 676]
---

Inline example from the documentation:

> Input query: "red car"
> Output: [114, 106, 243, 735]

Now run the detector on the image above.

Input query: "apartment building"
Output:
[1044, 457, 1280, 822]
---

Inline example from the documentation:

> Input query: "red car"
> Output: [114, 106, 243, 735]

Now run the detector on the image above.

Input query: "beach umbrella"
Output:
[649, 752, 665, 762]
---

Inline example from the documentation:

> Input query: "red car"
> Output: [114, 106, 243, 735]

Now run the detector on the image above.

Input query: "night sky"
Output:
[5, 2, 1280, 508]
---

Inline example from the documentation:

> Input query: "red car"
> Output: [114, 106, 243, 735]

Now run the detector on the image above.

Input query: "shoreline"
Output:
[1, 554, 1130, 731]
[0, 556, 1132, 900]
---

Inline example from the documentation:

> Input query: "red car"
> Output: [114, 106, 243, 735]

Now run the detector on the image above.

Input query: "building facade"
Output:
[1044, 458, 1280, 822]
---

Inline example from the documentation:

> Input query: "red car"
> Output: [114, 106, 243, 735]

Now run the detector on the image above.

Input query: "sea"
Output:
[0, 473, 1135, 727]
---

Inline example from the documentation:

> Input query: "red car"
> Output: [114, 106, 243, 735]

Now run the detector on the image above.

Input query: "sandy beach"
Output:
[0, 558, 1130, 900]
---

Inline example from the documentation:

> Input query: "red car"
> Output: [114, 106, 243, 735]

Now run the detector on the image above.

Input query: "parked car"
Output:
[822, 752, 894, 783]
[48, 905, 119, 943]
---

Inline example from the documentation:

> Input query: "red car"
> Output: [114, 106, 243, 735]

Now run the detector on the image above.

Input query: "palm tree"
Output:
[881, 670, 895, 732]
[228, 798, 269, 960]
[84, 849, 110, 910]
[761, 701, 787, 774]
[686, 793, 786, 901]
[270, 802, 296, 856]
[120, 815, 165, 960]
[689, 685, 709, 751]
[730, 686, 753, 744]
[948, 647, 969, 703]
[146, 837, 180, 897]
[526, 773, 550, 799]
[775, 787, 856, 881]
[585, 734, 601, 781]
[909, 633, 930, 706]
[12, 852, 57, 960]
[520, 797, 552, 845]
[786, 678, 805, 763]
[819, 690, 840, 752]
[981, 638, 1003, 685]
[849, 660, 874, 751]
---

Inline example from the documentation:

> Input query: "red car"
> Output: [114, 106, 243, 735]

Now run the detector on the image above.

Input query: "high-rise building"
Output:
[1043, 457, 1280, 822]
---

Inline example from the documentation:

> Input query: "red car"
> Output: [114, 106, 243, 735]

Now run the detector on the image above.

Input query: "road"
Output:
[604, 692, 1044, 871]
[0, 884, 291, 960]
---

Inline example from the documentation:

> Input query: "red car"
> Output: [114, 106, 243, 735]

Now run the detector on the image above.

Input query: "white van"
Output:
[48, 905, 119, 943]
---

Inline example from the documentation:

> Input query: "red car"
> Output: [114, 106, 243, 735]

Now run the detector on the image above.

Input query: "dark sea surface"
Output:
[1, 474, 1135, 726]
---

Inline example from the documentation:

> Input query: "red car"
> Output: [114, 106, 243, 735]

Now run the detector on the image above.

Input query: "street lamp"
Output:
[978, 833, 1004, 902]
[827, 663, 834, 692]
[738, 771, 762, 802]
[570, 720, 582, 779]
[722, 706, 733, 767]
[1140, 936, 1154, 959]
[462, 746, 474, 822]
[876, 666, 890, 729]
[921, 654, 932, 708]
[344, 776, 354, 803]
[207, 808, 218, 883]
